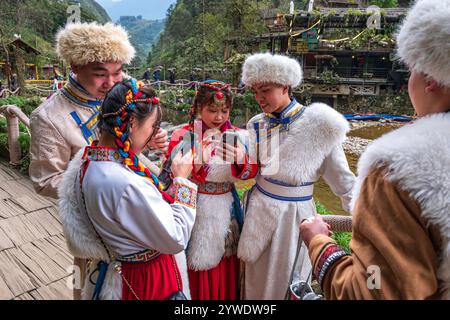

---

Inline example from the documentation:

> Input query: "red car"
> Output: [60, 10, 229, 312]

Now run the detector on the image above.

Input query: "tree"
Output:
[369, 0, 398, 7]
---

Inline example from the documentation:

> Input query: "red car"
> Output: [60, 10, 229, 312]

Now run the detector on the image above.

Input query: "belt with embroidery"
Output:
[197, 181, 233, 195]
[116, 249, 161, 264]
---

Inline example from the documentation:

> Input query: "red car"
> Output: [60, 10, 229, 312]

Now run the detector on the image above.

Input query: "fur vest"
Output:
[351, 112, 450, 299]
[238, 102, 350, 263]
[57, 150, 191, 300]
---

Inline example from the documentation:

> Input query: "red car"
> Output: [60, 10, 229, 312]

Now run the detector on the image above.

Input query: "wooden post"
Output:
[6, 114, 21, 166]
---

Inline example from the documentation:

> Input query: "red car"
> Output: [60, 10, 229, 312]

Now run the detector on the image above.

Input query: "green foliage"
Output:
[148, 0, 272, 78]
[0, 96, 42, 116]
[316, 201, 352, 253]
[0, 96, 28, 107]
[231, 92, 260, 119]
[160, 89, 195, 112]
[0, 133, 8, 150]
[369, 0, 398, 7]
[118, 17, 165, 68]
[0, 0, 110, 65]
[319, 70, 341, 85]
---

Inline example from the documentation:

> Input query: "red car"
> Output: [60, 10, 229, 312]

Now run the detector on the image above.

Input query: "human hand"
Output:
[171, 149, 194, 179]
[300, 215, 332, 247]
[215, 141, 246, 165]
[148, 128, 169, 153]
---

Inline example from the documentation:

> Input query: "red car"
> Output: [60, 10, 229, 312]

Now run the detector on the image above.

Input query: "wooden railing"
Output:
[0, 105, 30, 166]
[0, 88, 20, 98]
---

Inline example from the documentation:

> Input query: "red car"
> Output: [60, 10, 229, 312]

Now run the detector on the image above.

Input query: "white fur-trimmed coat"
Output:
[186, 130, 248, 271]
[237, 102, 356, 300]
[351, 112, 450, 299]
[58, 150, 192, 300]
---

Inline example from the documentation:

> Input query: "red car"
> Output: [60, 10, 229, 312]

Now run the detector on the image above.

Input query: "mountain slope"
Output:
[117, 16, 165, 67]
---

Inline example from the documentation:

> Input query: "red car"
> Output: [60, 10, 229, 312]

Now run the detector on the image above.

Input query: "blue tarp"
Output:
[344, 114, 413, 122]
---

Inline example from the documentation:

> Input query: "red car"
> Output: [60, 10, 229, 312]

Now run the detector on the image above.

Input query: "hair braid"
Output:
[108, 79, 164, 191]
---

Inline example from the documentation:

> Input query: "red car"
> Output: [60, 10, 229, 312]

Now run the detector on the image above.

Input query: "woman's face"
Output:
[130, 110, 160, 154]
[199, 103, 230, 129]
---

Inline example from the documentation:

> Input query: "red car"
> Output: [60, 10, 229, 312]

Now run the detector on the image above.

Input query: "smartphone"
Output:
[222, 131, 239, 146]
[221, 131, 239, 162]
[158, 131, 197, 191]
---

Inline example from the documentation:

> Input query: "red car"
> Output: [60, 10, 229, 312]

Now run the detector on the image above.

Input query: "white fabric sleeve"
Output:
[320, 145, 356, 213]
[115, 180, 197, 254]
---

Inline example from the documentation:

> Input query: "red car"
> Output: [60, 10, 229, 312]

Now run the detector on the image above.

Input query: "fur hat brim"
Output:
[396, 0, 450, 87]
[241, 53, 303, 88]
[56, 22, 135, 66]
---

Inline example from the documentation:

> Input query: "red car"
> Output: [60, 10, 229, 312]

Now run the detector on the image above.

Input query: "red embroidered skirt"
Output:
[121, 254, 182, 300]
[188, 255, 240, 300]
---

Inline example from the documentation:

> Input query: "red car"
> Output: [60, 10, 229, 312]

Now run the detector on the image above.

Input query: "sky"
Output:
[95, 0, 177, 22]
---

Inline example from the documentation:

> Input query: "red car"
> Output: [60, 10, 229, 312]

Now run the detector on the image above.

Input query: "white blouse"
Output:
[82, 161, 197, 257]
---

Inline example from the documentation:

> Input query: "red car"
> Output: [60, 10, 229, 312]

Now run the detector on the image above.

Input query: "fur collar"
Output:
[352, 112, 450, 298]
[247, 102, 350, 184]
[57, 149, 110, 261]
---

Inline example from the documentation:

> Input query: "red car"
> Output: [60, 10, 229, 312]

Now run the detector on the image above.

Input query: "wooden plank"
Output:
[46, 235, 73, 261]
[1, 180, 31, 197]
[0, 226, 15, 252]
[22, 211, 51, 239]
[0, 216, 40, 246]
[15, 178, 36, 193]
[34, 278, 72, 300]
[32, 238, 72, 271]
[19, 243, 68, 284]
[8, 246, 51, 286]
[14, 292, 35, 300]
[0, 249, 36, 296]
[45, 206, 61, 222]
[29, 289, 44, 300]
[0, 187, 11, 200]
[0, 164, 23, 180]
[10, 194, 53, 213]
[0, 199, 27, 219]
[0, 166, 16, 182]
[27, 209, 63, 236]
[0, 274, 14, 300]
[18, 214, 48, 241]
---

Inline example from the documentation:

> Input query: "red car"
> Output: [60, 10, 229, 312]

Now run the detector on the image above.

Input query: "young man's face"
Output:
[72, 62, 123, 100]
[251, 83, 290, 114]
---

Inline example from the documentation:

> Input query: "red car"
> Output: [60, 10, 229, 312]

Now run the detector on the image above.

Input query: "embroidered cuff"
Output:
[314, 244, 349, 288]
[231, 155, 258, 180]
[173, 181, 197, 209]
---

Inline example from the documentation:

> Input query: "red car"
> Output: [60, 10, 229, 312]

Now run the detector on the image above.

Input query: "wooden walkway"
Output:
[0, 160, 73, 300]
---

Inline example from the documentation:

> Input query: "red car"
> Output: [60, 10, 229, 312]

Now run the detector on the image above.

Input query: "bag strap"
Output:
[77, 159, 183, 300]
[284, 233, 303, 300]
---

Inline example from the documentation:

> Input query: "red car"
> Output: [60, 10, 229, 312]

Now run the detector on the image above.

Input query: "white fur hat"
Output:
[56, 22, 135, 66]
[396, 0, 450, 87]
[241, 53, 303, 88]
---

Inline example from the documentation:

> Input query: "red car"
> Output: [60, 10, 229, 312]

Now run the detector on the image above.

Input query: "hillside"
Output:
[117, 16, 165, 67]
[0, 0, 111, 62]
[147, 0, 408, 79]
[148, 0, 277, 78]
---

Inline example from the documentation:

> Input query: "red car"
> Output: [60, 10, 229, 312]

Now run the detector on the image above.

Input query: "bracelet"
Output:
[314, 244, 349, 288]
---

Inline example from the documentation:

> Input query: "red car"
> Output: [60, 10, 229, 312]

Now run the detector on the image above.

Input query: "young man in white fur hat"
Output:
[300, 0, 450, 299]
[29, 22, 175, 299]
[237, 53, 356, 299]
